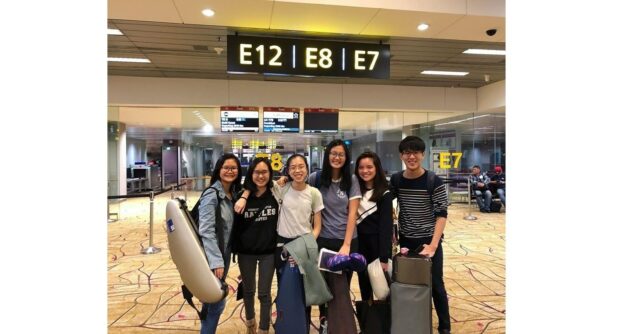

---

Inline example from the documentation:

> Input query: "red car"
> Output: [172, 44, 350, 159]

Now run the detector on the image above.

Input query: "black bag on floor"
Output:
[490, 200, 502, 212]
[355, 300, 391, 334]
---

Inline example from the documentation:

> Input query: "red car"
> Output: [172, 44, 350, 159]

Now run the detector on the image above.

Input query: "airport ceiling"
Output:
[108, 0, 505, 88]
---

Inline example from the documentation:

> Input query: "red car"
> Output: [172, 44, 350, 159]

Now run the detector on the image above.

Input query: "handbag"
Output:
[354, 270, 391, 334]
[354, 299, 391, 334]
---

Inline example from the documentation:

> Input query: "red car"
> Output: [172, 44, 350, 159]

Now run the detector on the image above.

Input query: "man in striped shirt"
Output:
[390, 135, 451, 334]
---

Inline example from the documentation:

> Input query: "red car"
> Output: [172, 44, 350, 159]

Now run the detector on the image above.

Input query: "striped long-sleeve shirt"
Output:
[390, 170, 448, 239]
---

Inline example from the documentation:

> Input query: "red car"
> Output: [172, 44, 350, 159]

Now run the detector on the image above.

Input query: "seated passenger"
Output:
[489, 166, 506, 207]
[469, 165, 492, 213]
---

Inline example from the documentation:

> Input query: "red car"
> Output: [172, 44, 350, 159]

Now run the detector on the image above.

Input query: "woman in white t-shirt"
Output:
[236, 154, 323, 248]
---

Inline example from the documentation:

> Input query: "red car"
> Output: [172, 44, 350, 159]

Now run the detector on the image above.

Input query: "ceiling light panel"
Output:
[463, 48, 506, 55]
[421, 70, 469, 76]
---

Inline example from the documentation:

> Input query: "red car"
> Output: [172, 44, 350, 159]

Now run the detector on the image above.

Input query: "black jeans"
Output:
[238, 253, 275, 331]
[357, 233, 381, 301]
[399, 236, 451, 332]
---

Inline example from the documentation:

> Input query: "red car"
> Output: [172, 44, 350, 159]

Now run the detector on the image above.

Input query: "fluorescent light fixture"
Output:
[463, 48, 506, 56]
[108, 57, 150, 63]
[417, 23, 429, 31]
[202, 8, 215, 17]
[421, 70, 469, 76]
[107, 28, 123, 35]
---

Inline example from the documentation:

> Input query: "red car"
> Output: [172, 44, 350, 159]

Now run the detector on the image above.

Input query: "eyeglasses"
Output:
[222, 166, 238, 172]
[288, 165, 306, 171]
[329, 152, 346, 158]
[401, 151, 423, 158]
[253, 170, 269, 176]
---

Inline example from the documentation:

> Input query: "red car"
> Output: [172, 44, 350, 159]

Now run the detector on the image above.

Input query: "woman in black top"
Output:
[354, 151, 394, 301]
[232, 158, 278, 334]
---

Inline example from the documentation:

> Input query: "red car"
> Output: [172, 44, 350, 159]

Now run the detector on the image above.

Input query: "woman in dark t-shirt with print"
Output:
[231, 157, 278, 334]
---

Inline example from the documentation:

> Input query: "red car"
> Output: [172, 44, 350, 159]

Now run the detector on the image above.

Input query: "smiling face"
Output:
[400, 150, 424, 173]
[252, 161, 270, 189]
[219, 158, 239, 184]
[357, 157, 376, 184]
[328, 144, 346, 170]
[288, 156, 308, 183]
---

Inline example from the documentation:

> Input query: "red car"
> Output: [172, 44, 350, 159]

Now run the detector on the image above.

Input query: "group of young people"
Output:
[194, 135, 452, 334]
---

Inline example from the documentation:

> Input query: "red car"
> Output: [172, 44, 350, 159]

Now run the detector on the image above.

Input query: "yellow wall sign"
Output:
[255, 152, 283, 171]
[439, 152, 463, 169]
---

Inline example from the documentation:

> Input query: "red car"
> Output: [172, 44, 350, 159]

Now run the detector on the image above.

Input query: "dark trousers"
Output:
[238, 253, 275, 331]
[357, 233, 380, 301]
[316, 237, 358, 321]
[399, 236, 451, 332]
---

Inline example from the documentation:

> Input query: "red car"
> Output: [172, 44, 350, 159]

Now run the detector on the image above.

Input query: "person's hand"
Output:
[276, 176, 288, 187]
[380, 261, 389, 272]
[418, 244, 437, 258]
[288, 256, 297, 266]
[234, 197, 247, 214]
[338, 244, 351, 255]
[213, 267, 224, 279]
[477, 182, 485, 188]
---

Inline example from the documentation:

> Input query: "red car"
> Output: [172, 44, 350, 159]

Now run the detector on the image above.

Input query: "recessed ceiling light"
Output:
[108, 57, 151, 63]
[202, 8, 215, 17]
[417, 23, 429, 31]
[463, 49, 506, 56]
[421, 70, 469, 76]
[107, 28, 123, 35]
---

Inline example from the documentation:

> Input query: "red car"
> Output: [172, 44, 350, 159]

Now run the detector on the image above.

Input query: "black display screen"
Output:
[220, 107, 259, 133]
[303, 108, 339, 133]
[263, 107, 300, 133]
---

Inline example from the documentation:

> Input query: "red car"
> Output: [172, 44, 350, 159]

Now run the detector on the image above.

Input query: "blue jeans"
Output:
[497, 188, 505, 206]
[474, 189, 492, 211]
[200, 252, 231, 334]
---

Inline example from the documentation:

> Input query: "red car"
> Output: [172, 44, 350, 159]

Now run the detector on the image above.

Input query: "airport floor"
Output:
[108, 192, 505, 333]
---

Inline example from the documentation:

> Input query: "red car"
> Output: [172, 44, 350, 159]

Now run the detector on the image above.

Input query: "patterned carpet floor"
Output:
[108, 192, 505, 333]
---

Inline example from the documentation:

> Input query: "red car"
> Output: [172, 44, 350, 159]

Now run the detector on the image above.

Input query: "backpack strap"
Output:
[208, 186, 226, 257]
[314, 170, 322, 188]
[425, 170, 436, 207]
[181, 285, 208, 320]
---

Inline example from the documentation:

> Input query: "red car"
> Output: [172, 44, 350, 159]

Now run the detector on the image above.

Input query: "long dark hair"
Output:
[355, 151, 388, 203]
[320, 139, 352, 192]
[243, 157, 273, 193]
[285, 154, 309, 181]
[210, 153, 242, 193]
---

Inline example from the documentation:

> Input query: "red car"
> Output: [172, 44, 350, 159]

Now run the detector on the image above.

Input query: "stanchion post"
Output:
[142, 191, 161, 254]
[464, 176, 478, 221]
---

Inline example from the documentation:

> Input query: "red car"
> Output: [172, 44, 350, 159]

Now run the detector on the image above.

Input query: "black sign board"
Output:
[220, 106, 259, 133]
[227, 35, 390, 79]
[263, 107, 300, 133]
[304, 108, 339, 133]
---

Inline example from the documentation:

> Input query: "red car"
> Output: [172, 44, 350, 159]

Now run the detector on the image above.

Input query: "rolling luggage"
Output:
[326, 272, 357, 334]
[390, 254, 432, 334]
[490, 200, 502, 212]
[274, 264, 308, 334]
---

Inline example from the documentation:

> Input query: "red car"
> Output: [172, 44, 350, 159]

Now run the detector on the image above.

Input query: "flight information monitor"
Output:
[220, 106, 259, 133]
[263, 107, 300, 133]
[303, 108, 339, 133]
